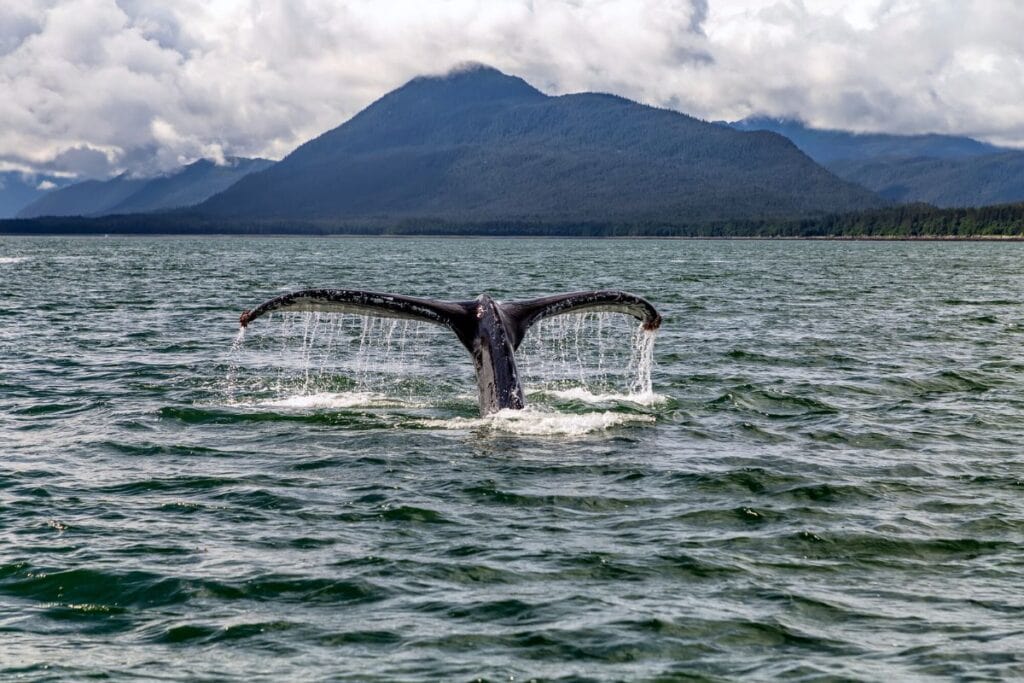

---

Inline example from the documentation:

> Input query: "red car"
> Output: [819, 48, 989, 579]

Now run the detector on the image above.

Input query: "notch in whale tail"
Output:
[238, 288, 661, 414]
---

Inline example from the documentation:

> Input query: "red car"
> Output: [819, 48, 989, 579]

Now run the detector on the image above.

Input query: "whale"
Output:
[239, 289, 661, 415]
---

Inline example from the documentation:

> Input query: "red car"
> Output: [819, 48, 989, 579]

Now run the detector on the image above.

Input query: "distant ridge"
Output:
[193, 65, 885, 224]
[0, 172, 75, 218]
[731, 117, 1024, 207]
[826, 153, 1024, 207]
[17, 157, 274, 218]
[729, 116, 1002, 163]
[17, 174, 147, 218]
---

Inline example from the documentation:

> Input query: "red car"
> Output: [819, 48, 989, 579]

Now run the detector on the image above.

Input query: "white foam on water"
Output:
[418, 407, 655, 436]
[535, 386, 668, 406]
[255, 391, 423, 410]
[0, 257, 28, 264]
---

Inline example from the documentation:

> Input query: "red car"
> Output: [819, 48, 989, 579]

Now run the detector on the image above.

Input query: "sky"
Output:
[2, 0, 1023, 180]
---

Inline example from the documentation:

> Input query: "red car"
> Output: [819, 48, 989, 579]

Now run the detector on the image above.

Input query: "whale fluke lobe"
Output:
[501, 290, 662, 350]
[238, 289, 474, 332]
[238, 288, 660, 415]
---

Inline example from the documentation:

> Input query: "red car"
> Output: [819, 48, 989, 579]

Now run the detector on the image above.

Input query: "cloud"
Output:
[1, 0, 1022, 179]
[696, 0, 1024, 143]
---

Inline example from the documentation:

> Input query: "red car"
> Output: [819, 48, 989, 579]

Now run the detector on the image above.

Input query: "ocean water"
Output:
[1, 236, 1023, 681]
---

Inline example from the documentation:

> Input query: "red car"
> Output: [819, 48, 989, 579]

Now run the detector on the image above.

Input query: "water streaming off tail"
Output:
[518, 312, 659, 402]
[226, 311, 658, 409]
[226, 311, 467, 406]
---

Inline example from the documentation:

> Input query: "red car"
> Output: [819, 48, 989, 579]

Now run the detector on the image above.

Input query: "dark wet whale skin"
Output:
[468, 293, 525, 413]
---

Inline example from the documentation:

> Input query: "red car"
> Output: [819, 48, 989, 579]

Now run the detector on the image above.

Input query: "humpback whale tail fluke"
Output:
[238, 289, 661, 415]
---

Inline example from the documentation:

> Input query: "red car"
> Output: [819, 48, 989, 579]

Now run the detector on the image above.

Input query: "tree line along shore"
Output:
[1, 201, 1022, 239]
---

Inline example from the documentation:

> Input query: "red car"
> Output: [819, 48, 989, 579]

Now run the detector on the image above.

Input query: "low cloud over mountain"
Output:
[2, 1, 1022, 180]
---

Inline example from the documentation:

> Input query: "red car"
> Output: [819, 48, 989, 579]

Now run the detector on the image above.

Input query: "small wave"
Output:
[535, 386, 668, 406]
[160, 405, 377, 426]
[378, 505, 453, 524]
[156, 620, 297, 645]
[464, 483, 654, 510]
[943, 298, 1020, 306]
[0, 256, 28, 264]
[250, 391, 426, 410]
[884, 370, 994, 396]
[418, 407, 655, 435]
[712, 386, 838, 418]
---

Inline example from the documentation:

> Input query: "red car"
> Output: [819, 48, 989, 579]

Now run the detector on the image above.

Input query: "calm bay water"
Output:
[1, 236, 1023, 681]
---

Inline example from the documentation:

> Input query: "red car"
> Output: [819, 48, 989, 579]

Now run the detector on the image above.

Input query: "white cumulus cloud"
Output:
[1, 0, 1022, 179]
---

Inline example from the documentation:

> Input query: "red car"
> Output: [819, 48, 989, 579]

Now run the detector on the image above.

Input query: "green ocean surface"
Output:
[1, 237, 1022, 680]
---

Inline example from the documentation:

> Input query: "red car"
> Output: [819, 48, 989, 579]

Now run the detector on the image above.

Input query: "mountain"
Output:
[0, 172, 74, 218]
[825, 153, 1024, 207]
[730, 117, 1002, 164]
[107, 158, 275, 214]
[730, 117, 1024, 207]
[194, 65, 884, 224]
[16, 157, 274, 218]
[17, 174, 148, 218]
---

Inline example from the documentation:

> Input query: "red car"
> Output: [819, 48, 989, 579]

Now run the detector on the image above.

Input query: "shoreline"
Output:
[1, 231, 1023, 242]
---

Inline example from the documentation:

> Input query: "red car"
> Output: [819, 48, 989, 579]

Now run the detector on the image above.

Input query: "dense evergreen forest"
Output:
[2, 202, 1021, 238]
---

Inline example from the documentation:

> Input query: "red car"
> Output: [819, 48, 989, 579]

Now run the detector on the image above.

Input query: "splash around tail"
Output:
[238, 289, 661, 416]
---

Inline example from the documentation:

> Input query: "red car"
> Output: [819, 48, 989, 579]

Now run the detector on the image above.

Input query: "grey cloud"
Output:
[50, 146, 115, 177]
[114, 0, 201, 54]
[0, 145, 116, 178]
[688, 0, 708, 33]
[0, 5, 44, 57]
